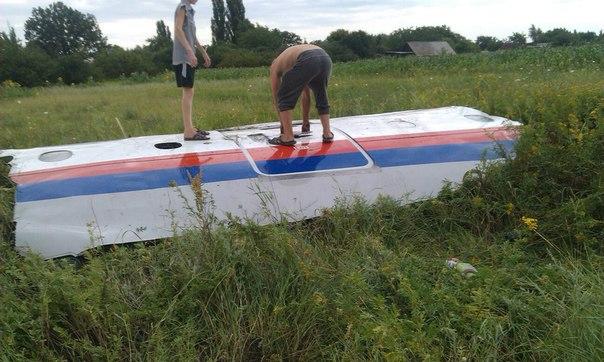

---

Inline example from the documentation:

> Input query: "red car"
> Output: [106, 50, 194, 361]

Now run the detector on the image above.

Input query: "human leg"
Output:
[301, 87, 311, 133]
[277, 64, 309, 141]
[279, 109, 295, 141]
[181, 87, 196, 138]
[308, 56, 333, 140]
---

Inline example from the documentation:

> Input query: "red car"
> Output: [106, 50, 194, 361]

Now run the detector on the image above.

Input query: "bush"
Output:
[214, 47, 274, 68]
[93, 46, 157, 81]
[56, 53, 93, 85]
[0, 43, 59, 87]
[326, 29, 377, 58]
[313, 40, 358, 62]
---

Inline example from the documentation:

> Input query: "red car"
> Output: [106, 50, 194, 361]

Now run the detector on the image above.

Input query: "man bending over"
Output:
[269, 44, 334, 146]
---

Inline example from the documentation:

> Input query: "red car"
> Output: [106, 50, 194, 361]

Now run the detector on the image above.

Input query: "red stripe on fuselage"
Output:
[11, 149, 248, 185]
[11, 127, 517, 185]
[357, 127, 516, 150]
[247, 140, 359, 161]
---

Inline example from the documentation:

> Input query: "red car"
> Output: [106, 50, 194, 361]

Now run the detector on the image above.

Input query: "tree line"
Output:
[1, 1, 602, 87]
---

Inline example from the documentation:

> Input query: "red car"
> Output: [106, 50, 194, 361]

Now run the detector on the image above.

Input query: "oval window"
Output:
[39, 150, 73, 162]
[155, 142, 183, 150]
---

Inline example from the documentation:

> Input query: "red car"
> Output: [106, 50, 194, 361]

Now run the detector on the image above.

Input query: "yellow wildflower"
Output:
[521, 216, 538, 231]
[471, 196, 484, 207]
[312, 292, 327, 306]
[505, 203, 515, 215]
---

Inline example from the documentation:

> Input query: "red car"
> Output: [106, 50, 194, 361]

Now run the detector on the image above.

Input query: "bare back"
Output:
[270, 44, 321, 77]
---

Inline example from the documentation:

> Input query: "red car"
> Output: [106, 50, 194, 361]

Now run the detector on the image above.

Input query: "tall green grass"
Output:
[1, 202, 602, 359]
[1, 45, 602, 149]
[0, 45, 603, 360]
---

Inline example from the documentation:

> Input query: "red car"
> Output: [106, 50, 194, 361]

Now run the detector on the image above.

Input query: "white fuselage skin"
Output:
[2, 107, 519, 259]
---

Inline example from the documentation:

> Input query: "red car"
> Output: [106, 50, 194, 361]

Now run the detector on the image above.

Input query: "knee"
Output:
[183, 87, 194, 99]
[278, 97, 297, 112]
[317, 106, 330, 115]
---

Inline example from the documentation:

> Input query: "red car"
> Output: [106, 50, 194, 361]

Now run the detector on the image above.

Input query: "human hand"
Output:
[187, 49, 198, 67]
[203, 55, 212, 68]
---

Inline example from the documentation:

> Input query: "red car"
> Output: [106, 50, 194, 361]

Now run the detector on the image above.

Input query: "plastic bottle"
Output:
[446, 258, 477, 278]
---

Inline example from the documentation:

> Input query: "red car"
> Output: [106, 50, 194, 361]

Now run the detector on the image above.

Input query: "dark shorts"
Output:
[174, 64, 196, 88]
[278, 49, 332, 115]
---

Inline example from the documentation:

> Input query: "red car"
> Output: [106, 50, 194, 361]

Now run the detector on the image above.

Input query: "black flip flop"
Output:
[195, 129, 210, 136]
[185, 130, 210, 141]
[268, 137, 296, 147]
[294, 132, 312, 139]
[322, 132, 335, 143]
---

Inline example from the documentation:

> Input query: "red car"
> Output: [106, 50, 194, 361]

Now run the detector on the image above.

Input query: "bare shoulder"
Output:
[175, 6, 186, 19]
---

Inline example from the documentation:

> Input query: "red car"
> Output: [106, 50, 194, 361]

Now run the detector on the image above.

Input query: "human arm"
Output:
[174, 8, 197, 67]
[195, 39, 212, 68]
[269, 65, 282, 115]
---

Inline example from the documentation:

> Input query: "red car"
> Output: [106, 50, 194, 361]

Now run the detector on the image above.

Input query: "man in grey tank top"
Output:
[173, 0, 212, 141]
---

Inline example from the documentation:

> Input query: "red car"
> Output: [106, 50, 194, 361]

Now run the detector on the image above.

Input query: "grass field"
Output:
[0, 45, 603, 360]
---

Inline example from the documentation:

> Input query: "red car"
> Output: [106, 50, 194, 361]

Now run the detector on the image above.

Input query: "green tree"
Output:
[0, 27, 20, 48]
[326, 29, 376, 58]
[24, 1, 106, 57]
[93, 45, 155, 80]
[237, 25, 280, 51]
[542, 28, 573, 46]
[313, 40, 357, 62]
[476, 36, 503, 51]
[226, 0, 251, 42]
[211, 0, 229, 44]
[280, 31, 302, 48]
[529, 25, 543, 43]
[574, 31, 597, 44]
[386, 26, 479, 53]
[1, 26, 59, 86]
[146, 20, 173, 72]
[508, 32, 527, 46]
[237, 25, 301, 52]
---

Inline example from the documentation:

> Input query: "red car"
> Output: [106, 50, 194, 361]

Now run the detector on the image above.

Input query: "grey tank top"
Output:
[172, 1, 198, 75]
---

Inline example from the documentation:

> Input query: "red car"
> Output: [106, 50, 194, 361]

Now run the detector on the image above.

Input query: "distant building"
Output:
[385, 41, 456, 56]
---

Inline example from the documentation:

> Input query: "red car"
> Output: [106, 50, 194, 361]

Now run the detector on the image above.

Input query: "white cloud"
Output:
[100, 18, 161, 49]
[0, 0, 602, 48]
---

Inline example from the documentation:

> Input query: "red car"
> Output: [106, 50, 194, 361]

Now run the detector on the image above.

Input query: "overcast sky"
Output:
[1, 0, 602, 48]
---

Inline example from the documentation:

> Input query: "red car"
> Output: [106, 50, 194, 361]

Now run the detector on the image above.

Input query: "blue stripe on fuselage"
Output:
[16, 141, 515, 202]
[16, 161, 257, 203]
[255, 152, 369, 175]
[368, 140, 515, 167]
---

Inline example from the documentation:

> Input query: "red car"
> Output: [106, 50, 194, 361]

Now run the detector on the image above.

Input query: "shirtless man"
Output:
[269, 44, 334, 146]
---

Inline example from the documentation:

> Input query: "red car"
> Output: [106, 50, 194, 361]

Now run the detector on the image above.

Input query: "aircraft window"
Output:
[238, 130, 371, 176]
[155, 142, 183, 150]
[39, 150, 73, 162]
